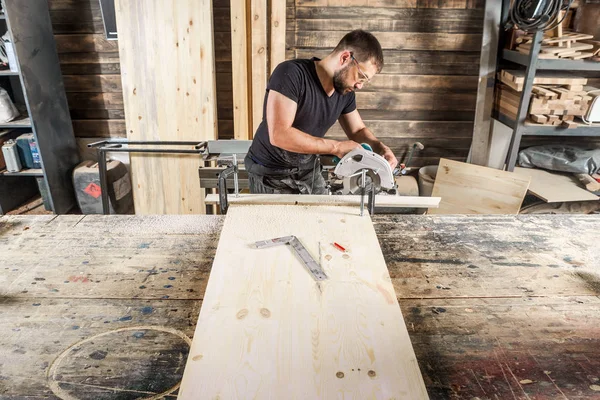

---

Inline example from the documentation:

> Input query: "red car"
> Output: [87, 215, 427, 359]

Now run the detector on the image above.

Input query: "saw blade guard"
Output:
[333, 146, 395, 194]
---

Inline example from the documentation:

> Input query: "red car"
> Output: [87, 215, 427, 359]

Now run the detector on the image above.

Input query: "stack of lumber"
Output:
[495, 70, 596, 127]
[516, 31, 598, 60]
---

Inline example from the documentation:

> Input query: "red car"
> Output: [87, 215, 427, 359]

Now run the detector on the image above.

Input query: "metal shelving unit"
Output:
[495, 1, 600, 171]
[0, 0, 80, 214]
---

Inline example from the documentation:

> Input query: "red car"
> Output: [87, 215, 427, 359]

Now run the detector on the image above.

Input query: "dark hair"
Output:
[333, 30, 384, 73]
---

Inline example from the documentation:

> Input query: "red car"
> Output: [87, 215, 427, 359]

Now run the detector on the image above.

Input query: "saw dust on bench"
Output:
[178, 204, 428, 399]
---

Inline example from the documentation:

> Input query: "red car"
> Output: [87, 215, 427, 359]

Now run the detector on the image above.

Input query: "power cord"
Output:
[507, 0, 573, 32]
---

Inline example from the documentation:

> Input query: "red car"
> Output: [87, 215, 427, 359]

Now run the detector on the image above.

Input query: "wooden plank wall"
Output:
[49, 0, 599, 170]
[48, 0, 234, 147]
[287, 0, 485, 167]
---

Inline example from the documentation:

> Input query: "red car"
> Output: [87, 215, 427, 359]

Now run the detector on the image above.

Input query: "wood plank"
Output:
[71, 119, 126, 138]
[115, 0, 218, 214]
[178, 205, 428, 399]
[230, 0, 251, 140]
[296, 0, 484, 8]
[513, 167, 599, 203]
[270, 0, 287, 72]
[471, 0, 500, 166]
[66, 92, 124, 110]
[294, 49, 481, 75]
[326, 120, 474, 138]
[293, 8, 484, 33]
[55, 34, 119, 53]
[251, 0, 268, 133]
[356, 92, 477, 111]
[429, 158, 531, 214]
[70, 108, 126, 119]
[358, 109, 475, 121]
[295, 31, 482, 51]
[63, 74, 122, 92]
[59, 52, 121, 74]
[367, 74, 478, 92]
[204, 193, 441, 208]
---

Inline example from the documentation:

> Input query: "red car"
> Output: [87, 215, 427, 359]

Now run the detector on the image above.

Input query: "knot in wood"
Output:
[236, 309, 248, 319]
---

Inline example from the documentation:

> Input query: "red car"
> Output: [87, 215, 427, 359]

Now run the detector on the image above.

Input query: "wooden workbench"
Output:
[0, 213, 599, 399]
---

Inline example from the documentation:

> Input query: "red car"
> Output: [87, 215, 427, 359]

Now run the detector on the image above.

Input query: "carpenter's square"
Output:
[254, 235, 328, 281]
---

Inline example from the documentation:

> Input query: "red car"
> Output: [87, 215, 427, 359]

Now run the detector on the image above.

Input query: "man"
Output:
[244, 30, 397, 194]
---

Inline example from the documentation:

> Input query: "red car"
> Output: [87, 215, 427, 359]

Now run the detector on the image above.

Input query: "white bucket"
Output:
[418, 165, 438, 197]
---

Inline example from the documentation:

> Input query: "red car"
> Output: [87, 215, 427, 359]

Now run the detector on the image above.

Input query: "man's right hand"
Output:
[332, 140, 361, 158]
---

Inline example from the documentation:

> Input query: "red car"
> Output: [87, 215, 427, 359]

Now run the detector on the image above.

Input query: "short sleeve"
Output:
[267, 61, 303, 103]
[341, 92, 356, 114]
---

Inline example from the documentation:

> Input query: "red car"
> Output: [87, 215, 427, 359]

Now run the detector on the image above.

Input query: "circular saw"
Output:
[333, 144, 396, 195]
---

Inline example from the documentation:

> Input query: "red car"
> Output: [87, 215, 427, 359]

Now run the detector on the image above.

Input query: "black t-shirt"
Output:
[247, 58, 356, 170]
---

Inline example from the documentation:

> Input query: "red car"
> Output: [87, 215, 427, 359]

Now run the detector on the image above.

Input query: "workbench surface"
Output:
[0, 213, 599, 399]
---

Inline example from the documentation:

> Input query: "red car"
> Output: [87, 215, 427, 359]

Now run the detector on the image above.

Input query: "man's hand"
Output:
[333, 140, 361, 158]
[380, 147, 398, 170]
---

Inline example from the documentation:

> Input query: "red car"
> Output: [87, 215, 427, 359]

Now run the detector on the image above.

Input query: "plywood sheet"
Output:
[514, 167, 599, 203]
[204, 193, 440, 208]
[429, 158, 530, 214]
[178, 205, 428, 399]
[115, 0, 217, 214]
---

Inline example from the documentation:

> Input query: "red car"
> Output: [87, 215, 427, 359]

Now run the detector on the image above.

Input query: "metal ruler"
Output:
[254, 235, 328, 281]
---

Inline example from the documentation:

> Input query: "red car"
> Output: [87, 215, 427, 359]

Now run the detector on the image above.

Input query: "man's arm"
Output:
[267, 90, 360, 158]
[338, 110, 398, 169]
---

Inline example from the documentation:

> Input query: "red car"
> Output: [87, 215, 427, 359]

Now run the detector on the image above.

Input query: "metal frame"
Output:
[88, 140, 205, 215]
[0, 0, 80, 214]
[498, 0, 600, 171]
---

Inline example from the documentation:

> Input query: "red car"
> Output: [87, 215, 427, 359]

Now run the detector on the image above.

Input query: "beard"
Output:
[333, 65, 353, 95]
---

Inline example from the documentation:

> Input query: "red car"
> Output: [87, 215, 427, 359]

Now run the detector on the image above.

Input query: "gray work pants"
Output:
[244, 155, 327, 195]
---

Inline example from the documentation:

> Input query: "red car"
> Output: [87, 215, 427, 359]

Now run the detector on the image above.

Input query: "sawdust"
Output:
[77, 215, 225, 235]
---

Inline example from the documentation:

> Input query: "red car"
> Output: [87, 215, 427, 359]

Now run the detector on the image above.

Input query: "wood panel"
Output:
[115, 0, 218, 214]
[294, 8, 483, 33]
[178, 205, 428, 398]
[204, 193, 441, 207]
[429, 158, 531, 214]
[293, 49, 481, 75]
[50, 0, 233, 156]
[63, 74, 122, 92]
[251, 0, 268, 132]
[296, 31, 482, 51]
[271, 0, 288, 71]
[514, 167, 599, 203]
[230, 0, 251, 140]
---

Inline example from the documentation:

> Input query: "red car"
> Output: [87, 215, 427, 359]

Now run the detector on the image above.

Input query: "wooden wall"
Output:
[48, 0, 234, 149]
[50, 0, 598, 169]
[286, 0, 485, 167]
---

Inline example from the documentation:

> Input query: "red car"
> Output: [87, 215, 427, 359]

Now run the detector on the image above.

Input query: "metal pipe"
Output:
[97, 148, 110, 215]
[233, 153, 239, 197]
[360, 169, 366, 217]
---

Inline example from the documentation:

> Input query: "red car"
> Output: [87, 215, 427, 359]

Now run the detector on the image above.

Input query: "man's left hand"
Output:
[381, 148, 398, 170]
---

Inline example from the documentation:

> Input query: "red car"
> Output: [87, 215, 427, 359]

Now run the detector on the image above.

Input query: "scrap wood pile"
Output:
[515, 31, 600, 61]
[495, 70, 599, 127]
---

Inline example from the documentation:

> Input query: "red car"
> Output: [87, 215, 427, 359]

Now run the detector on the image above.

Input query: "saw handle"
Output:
[332, 143, 373, 164]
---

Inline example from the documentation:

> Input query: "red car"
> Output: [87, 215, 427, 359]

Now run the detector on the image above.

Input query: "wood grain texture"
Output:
[230, 0, 252, 140]
[429, 158, 531, 214]
[514, 167, 599, 203]
[115, 0, 218, 214]
[2, 214, 600, 398]
[251, 0, 268, 133]
[296, 31, 482, 51]
[271, 0, 288, 72]
[204, 193, 441, 208]
[178, 205, 428, 399]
